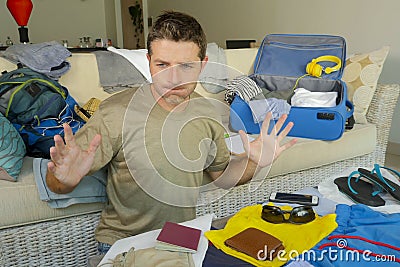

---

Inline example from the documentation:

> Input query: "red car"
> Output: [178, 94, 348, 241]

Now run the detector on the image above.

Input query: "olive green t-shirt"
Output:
[75, 85, 229, 245]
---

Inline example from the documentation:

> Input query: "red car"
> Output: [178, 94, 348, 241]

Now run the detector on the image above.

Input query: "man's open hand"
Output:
[239, 112, 297, 168]
[47, 123, 101, 189]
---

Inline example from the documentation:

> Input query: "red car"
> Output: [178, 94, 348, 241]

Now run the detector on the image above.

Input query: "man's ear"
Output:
[146, 53, 151, 62]
[201, 55, 208, 70]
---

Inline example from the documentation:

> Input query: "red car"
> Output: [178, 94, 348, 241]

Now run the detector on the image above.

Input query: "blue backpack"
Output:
[0, 66, 85, 158]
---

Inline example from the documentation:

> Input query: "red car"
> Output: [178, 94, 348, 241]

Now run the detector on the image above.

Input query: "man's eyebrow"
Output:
[153, 58, 199, 65]
[181, 62, 197, 65]
[153, 59, 170, 64]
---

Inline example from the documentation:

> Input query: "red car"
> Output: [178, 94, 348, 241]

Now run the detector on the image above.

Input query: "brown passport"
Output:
[224, 227, 284, 261]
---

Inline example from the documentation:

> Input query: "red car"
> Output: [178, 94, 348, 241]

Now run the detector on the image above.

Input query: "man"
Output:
[46, 11, 297, 254]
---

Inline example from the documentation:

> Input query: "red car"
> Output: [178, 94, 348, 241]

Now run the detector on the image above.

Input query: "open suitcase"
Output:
[229, 34, 354, 140]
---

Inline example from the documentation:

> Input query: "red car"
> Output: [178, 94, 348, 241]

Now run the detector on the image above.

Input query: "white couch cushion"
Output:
[59, 54, 113, 105]
[0, 157, 104, 229]
[203, 123, 376, 184]
[267, 123, 376, 178]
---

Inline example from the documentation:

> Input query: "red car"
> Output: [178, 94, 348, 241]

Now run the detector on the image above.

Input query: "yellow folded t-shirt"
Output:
[205, 204, 337, 267]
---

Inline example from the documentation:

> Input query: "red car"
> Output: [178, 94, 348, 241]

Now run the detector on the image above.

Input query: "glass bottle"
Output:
[78, 37, 84, 48]
[83, 37, 92, 48]
[62, 40, 68, 48]
[6, 36, 13, 46]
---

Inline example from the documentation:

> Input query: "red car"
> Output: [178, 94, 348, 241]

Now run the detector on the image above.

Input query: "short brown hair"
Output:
[147, 11, 207, 60]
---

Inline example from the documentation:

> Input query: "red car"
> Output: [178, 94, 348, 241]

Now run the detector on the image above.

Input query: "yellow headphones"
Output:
[305, 55, 342, 77]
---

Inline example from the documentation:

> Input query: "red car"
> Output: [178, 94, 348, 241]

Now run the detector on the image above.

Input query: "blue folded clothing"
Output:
[292, 204, 400, 266]
[33, 157, 107, 208]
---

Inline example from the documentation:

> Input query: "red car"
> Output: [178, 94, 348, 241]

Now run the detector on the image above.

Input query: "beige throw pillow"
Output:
[342, 46, 389, 124]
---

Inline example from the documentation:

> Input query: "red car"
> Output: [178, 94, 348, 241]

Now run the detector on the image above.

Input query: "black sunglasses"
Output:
[261, 205, 316, 224]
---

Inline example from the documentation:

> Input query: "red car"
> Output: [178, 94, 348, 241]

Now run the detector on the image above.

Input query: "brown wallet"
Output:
[224, 227, 284, 261]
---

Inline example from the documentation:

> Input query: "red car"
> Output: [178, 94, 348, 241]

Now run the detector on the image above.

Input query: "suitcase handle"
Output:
[345, 100, 354, 119]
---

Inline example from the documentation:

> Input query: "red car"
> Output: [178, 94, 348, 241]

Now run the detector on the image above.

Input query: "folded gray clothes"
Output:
[262, 88, 294, 101]
[2, 41, 71, 79]
[93, 51, 147, 94]
[200, 43, 229, 94]
[33, 158, 107, 208]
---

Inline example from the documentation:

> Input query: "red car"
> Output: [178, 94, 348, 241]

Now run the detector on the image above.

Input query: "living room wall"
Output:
[148, 0, 400, 151]
[0, 0, 117, 48]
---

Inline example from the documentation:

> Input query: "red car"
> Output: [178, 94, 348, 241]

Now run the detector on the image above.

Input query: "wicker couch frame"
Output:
[0, 84, 399, 266]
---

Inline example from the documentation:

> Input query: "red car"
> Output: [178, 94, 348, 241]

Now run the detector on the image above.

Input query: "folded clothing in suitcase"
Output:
[229, 34, 354, 141]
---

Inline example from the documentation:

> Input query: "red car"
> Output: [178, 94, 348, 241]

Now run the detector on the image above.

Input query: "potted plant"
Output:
[129, 1, 144, 49]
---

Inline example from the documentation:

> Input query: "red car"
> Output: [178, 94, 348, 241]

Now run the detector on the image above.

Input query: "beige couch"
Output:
[0, 48, 398, 266]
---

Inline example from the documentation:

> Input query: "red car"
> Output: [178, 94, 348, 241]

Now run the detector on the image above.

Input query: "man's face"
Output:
[147, 40, 207, 108]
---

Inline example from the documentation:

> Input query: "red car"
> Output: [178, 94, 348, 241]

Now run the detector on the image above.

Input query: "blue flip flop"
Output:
[358, 164, 400, 202]
[334, 170, 386, 207]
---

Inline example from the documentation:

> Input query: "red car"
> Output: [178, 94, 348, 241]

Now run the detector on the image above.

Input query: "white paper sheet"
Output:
[224, 134, 255, 155]
[98, 213, 214, 267]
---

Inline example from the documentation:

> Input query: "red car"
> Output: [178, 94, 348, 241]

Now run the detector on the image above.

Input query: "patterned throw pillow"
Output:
[342, 46, 390, 124]
[0, 113, 26, 181]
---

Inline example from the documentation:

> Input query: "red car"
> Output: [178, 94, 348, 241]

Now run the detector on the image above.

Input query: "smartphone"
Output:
[269, 192, 319, 206]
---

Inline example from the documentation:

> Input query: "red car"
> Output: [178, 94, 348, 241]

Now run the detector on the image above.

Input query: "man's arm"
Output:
[208, 113, 296, 188]
[46, 123, 101, 194]
[207, 155, 257, 189]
